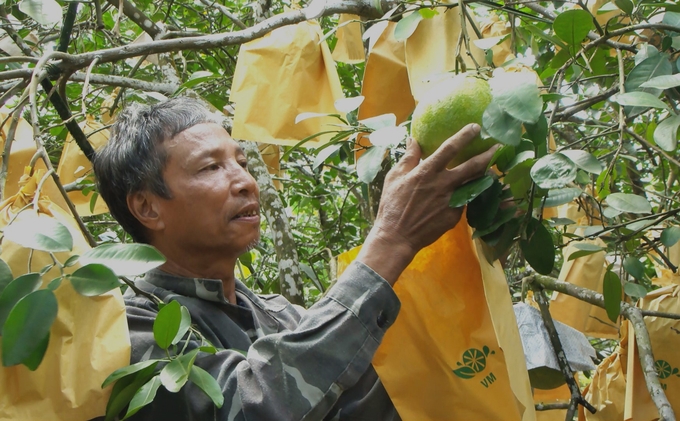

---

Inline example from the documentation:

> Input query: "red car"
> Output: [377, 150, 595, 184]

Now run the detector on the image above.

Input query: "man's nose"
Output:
[233, 166, 259, 196]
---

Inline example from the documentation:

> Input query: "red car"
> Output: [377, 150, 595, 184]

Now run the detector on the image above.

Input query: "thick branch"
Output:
[8, 0, 397, 74]
[242, 141, 306, 306]
[69, 72, 179, 95]
[528, 274, 676, 421]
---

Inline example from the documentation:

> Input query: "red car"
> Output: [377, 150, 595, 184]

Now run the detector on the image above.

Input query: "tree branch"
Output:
[7, 0, 397, 75]
[105, 0, 161, 38]
[68, 72, 179, 95]
[528, 274, 677, 421]
[198, 0, 247, 29]
[531, 286, 596, 419]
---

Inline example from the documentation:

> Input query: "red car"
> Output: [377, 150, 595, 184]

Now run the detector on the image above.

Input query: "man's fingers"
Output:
[395, 137, 422, 172]
[447, 143, 498, 187]
[426, 123, 481, 170]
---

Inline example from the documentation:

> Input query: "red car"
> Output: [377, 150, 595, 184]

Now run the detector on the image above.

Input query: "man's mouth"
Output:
[233, 208, 260, 219]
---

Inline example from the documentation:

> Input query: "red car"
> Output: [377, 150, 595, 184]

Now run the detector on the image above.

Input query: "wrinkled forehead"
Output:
[162, 122, 243, 162]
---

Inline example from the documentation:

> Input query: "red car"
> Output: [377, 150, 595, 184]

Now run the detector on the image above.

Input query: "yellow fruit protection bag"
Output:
[338, 222, 535, 420]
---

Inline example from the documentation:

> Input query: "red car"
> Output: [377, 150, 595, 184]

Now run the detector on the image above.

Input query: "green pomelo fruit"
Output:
[528, 366, 566, 390]
[411, 74, 495, 168]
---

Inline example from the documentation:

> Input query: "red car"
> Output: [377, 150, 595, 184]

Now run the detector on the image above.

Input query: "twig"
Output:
[535, 402, 570, 411]
[198, 0, 247, 29]
[531, 286, 596, 419]
[528, 274, 677, 421]
[0, 98, 28, 201]
[81, 57, 100, 116]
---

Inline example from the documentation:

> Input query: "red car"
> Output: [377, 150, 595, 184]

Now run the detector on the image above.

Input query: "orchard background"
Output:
[0, 0, 679, 420]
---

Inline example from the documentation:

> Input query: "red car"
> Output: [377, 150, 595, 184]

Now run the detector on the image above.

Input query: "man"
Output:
[93, 97, 494, 420]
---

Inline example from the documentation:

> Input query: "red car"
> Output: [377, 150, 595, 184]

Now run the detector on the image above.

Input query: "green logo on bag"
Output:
[655, 359, 680, 390]
[452, 346, 496, 387]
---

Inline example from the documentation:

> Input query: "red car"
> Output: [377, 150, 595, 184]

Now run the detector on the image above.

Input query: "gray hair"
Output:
[93, 97, 222, 243]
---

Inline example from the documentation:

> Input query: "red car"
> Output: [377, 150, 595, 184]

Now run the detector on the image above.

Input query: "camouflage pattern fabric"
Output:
[124, 261, 402, 420]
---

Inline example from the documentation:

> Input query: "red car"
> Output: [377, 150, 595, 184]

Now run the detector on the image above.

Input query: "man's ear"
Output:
[127, 191, 165, 232]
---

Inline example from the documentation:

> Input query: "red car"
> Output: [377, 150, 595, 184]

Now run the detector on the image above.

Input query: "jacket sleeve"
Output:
[127, 261, 400, 421]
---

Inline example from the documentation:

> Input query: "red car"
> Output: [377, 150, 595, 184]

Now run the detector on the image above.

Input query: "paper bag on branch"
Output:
[578, 320, 629, 421]
[404, 6, 486, 102]
[0, 112, 67, 210]
[56, 115, 110, 216]
[514, 302, 596, 390]
[331, 14, 365, 64]
[624, 278, 680, 421]
[230, 20, 344, 147]
[0, 169, 130, 421]
[356, 21, 415, 159]
[338, 221, 535, 420]
[550, 224, 620, 339]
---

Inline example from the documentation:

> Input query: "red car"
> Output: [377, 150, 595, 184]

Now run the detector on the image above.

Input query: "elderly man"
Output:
[93, 97, 493, 420]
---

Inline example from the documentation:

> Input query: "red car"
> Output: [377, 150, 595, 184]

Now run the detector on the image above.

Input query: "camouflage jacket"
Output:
[124, 261, 402, 420]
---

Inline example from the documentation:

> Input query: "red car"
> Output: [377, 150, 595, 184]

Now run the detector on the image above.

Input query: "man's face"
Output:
[154, 123, 260, 256]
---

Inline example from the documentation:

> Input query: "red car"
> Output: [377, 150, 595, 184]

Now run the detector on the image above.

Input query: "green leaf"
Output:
[21, 332, 50, 371]
[467, 179, 504, 230]
[393, 11, 423, 41]
[525, 24, 568, 50]
[640, 74, 680, 89]
[0, 273, 42, 332]
[482, 101, 523, 146]
[80, 243, 166, 277]
[3, 212, 73, 252]
[505, 159, 535, 200]
[123, 376, 162, 420]
[359, 113, 396, 131]
[612, 92, 669, 110]
[449, 175, 494, 208]
[0, 259, 14, 295]
[553, 10, 594, 46]
[530, 153, 578, 189]
[520, 218, 555, 275]
[624, 282, 648, 299]
[623, 256, 647, 281]
[160, 349, 199, 393]
[70, 263, 122, 296]
[189, 366, 224, 408]
[334, 96, 364, 113]
[105, 362, 158, 421]
[560, 149, 603, 174]
[614, 0, 634, 15]
[172, 306, 192, 346]
[295, 112, 336, 124]
[568, 243, 605, 261]
[661, 226, 680, 247]
[603, 270, 622, 322]
[418, 8, 439, 19]
[179, 71, 218, 92]
[369, 126, 407, 148]
[102, 360, 160, 389]
[605, 193, 652, 214]
[472, 206, 518, 238]
[537, 187, 582, 208]
[489, 75, 544, 124]
[19, 0, 63, 26]
[154, 300, 182, 350]
[2, 289, 57, 367]
[524, 115, 548, 158]
[624, 53, 672, 115]
[654, 115, 680, 151]
[356, 146, 387, 184]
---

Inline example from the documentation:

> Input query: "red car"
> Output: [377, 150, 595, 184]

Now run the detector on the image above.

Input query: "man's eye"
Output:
[204, 164, 220, 171]
[238, 160, 248, 169]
